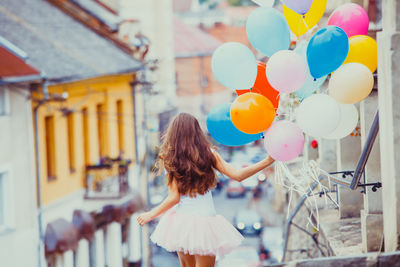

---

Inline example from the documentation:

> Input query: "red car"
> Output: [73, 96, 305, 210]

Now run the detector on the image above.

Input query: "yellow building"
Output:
[0, 0, 145, 266]
[35, 74, 137, 204]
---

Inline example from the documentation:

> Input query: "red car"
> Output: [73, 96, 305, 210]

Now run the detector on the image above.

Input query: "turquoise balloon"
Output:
[307, 26, 349, 79]
[211, 42, 257, 89]
[246, 7, 290, 57]
[206, 103, 262, 147]
[294, 41, 327, 99]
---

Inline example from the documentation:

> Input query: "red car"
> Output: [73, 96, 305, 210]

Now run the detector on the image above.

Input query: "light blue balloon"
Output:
[246, 7, 290, 57]
[307, 26, 349, 79]
[294, 41, 328, 99]
[211, 42, 257, 89]
[206, 103, 262, 147]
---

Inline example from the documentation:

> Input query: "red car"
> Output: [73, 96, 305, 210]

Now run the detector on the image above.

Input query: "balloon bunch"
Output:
[207, 1, 376, 163]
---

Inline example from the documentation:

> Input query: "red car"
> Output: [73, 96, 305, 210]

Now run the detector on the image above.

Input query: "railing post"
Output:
[359, 99, 383, 252]
[337, 104, 363, 218]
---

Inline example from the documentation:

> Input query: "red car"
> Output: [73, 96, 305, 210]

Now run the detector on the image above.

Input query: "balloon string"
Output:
[301, 16, 311, 33]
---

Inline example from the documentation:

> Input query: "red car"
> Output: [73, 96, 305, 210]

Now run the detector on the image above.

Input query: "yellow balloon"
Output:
[283, 0, 327, 37]
[343, 35, 378, 73]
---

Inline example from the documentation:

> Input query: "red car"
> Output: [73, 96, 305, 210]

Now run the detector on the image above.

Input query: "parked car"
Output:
[233, 209, 262, 236]
[217, 246, 261, 267]
[259, 226, 284, 264]
[226, 180, 246, 198]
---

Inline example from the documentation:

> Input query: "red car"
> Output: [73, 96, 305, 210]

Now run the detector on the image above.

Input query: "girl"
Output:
[137, 113, 275, 267]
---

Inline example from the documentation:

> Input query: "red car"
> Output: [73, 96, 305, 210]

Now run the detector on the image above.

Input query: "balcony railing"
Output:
[282, 110, 381, 262]
[85, 157, 131, 199]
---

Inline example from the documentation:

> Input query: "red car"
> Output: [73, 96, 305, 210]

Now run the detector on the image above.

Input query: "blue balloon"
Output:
[206, 103, 262, 146]
[294, 41, 328, 99]
[246, 7, 290, 57]
[307, 26, 349, 79]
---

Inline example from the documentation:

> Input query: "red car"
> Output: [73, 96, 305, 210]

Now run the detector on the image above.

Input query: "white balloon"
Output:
[265, 50, 307, 93]
[324, 104, 359, 139]
[251, 0, 275, 7]
[211, 42, 257, 89]
[295, 94, 341, 138]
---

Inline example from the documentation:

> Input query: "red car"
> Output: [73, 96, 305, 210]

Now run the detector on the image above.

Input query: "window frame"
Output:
[0, 164, 15, 234]
[116, 100, 124, 156]
[45, 115, 56, 181]
[67, 112, 76, 173]
[0, 86, 11, 116]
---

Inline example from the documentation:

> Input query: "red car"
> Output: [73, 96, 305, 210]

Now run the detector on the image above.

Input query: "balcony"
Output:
[85, 157, 131, 199]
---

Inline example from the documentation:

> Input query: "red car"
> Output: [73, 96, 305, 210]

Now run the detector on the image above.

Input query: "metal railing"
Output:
[282, 110, 381, 262]
[85, 157, 131, 199]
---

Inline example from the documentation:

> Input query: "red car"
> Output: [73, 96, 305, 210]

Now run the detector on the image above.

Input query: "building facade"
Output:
[173, 16, 231, 128]
[0, 37, 42, 267]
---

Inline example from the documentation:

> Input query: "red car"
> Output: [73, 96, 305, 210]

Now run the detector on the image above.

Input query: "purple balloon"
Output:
[281, 0, 313, 15]
[264, 121, 305, 162]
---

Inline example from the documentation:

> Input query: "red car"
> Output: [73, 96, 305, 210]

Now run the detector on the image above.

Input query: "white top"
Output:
[175, 191, 216, 216]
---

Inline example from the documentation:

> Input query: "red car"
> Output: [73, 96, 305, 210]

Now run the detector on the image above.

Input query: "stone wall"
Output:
[273, 251, 400, 267]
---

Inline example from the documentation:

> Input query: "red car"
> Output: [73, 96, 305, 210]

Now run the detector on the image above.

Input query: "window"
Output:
[0, 166, 14, 232]
[67, 113, 75, 172]
[96, 104, 105, 159]
[82, 108, 89, 165]
[0, 86, 10, 116]
[45, 116, 56, 181]
[116, 100, 124, 156]
[0, 173, 4, 226]
[200, 74, 209, 88]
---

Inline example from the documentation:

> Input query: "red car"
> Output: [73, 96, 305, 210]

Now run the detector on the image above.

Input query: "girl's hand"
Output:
[266, 155, 275, 163]
[137, 211, 153, 226]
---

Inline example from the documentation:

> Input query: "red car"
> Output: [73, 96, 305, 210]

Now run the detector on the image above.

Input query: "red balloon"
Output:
[311, 139, 318, 149]
[236, 62, 279, 109]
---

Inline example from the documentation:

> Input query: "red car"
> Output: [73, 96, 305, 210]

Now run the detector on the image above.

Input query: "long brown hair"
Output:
[157, 113, 217, 196]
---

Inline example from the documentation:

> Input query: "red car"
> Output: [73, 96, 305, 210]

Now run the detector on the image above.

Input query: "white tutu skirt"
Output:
[150, 210, 244, 258]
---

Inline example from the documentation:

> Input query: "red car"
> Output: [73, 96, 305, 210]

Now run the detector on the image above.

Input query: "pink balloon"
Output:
[264, 121, 304, 162]
[265, 50, 307, 93]
[328, 3, 369, 37]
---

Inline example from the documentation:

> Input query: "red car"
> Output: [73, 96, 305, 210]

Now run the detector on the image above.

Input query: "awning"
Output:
[0, 38, 40, 79]
[44, 218, 79, 257]
[95, 192, 144, 227]
[72, 210, 96, 242]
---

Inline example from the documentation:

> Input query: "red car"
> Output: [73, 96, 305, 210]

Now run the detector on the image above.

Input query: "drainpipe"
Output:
[130, 72, 152, 267]
[33, 77, 49, 267]
[131, 79, 140, 179]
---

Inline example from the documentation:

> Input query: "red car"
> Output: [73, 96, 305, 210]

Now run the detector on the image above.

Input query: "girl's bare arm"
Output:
[137, 179, 180, 226]
[214, 151, 275, 182]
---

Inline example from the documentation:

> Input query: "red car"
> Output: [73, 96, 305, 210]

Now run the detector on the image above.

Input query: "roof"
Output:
[0, 0, 142, 83]
[173, 0, 192, 12]
[70, 0, 121, 31]
[173, 16, 222, 57]
[0, 36, 41, 79]
[224, 5, 256, 26]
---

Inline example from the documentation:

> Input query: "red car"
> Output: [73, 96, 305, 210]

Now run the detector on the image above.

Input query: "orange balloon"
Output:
[231, 92, 276, 134]
[236, 89, 251, 96]
[236, 62, 280, 109]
